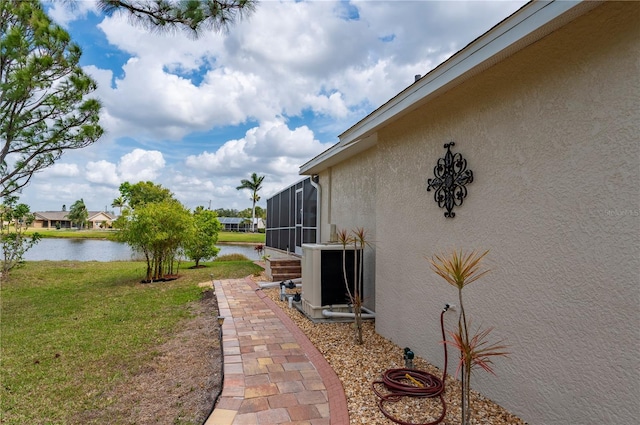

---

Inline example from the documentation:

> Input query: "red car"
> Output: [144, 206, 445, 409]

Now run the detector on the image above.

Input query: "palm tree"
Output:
[111, 196, 125, 216]
[236, 173, 265, 232]
[68, 199, 88, 229]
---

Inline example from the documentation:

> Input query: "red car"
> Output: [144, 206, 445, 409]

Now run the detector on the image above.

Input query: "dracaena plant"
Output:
[337, 227, 371, 345]
[430, 249, 509, 425]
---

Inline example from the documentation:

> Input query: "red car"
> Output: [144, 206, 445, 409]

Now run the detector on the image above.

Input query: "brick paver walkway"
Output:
[205, 277, 349, 425]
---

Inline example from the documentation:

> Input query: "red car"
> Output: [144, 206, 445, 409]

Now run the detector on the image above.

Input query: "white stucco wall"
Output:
[316, 147, 378, 310]
[320, 2, 639, 424]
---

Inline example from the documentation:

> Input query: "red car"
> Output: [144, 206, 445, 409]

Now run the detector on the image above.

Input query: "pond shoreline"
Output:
[27, 230, 265, 244]
[24, 239, 261, 262]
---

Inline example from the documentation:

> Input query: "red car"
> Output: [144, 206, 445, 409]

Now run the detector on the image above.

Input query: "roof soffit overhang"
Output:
[299, 0, 601, 176]
[300, 133, 378, 175]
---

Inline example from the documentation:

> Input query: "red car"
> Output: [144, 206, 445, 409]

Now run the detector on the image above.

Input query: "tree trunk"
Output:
[251, 203, 256, 233]
[145, 252, 152, 282]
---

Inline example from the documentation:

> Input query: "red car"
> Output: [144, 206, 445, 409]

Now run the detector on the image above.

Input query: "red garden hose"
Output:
[371, 307, 449, 425]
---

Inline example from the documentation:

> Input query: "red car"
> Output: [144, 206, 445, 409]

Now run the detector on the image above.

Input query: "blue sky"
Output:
[21, 0, 527, 213]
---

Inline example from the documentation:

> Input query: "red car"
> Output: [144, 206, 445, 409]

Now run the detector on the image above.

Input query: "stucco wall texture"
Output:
[318, 147, 378, 309]
[321, 3, 639, 424]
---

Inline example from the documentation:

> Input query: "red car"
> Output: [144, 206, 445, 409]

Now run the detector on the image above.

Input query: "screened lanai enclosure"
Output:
[266, 177, 318, 255]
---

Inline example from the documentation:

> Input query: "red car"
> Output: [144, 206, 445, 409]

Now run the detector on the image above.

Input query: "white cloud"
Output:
[117, 149, 166, 183]
[85, 160, 119, 186]
[20, 0, 527, 212]
[185, 120, 329, 175]
[86, 1, 401, 141]
[80, 148, 168, 188]
[25, 180, 115, 212]
[40, 163, 80, 178]
[176, 119, 331, 210]
[87, 1, 527, 145]
[46, 0, 99, 28]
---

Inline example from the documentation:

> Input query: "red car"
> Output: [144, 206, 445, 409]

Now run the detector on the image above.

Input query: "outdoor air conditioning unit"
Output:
[300, 243, 360, 320]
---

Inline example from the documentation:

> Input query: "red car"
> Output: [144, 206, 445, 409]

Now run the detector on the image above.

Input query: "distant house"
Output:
[32, 211, 117, 229]
[218, 217, 265, 232]
[85, 212, 117, 229]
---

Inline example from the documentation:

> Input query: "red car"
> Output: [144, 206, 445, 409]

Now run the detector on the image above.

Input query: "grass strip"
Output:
[0, 260, 262, 424]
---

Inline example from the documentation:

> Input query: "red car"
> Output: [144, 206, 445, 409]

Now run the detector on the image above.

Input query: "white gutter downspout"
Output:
[310, 175, 321, 243]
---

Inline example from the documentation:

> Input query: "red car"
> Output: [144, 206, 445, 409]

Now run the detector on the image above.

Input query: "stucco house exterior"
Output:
[293, 1, 638, 424]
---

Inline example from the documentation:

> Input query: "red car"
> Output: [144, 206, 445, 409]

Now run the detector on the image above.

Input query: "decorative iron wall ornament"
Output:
[426, 142, 474, 218]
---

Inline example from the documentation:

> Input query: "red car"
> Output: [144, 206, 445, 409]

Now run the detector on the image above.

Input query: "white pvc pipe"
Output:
[257, 278, 302, 289]
[362, 306, 376, 315]
[257, 282, 280, 288]
[322, 309, 376, 319]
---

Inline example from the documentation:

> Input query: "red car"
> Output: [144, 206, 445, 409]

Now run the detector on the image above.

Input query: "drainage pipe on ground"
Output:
[322, 306, 376, 319]
[257, 278, 302, 289]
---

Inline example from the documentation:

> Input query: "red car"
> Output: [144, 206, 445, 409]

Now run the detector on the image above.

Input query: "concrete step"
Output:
[271, 259, 301, 267]
[272, 272, 303, 281]
[271, 265, 301, 273]
[267, 258, 302, 281]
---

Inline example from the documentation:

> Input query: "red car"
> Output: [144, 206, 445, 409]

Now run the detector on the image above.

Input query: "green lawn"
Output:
[216, 231, 265, 243]
[26, 228, 120, 240]
[26, 229, 265, 244]
[0, 260, 263, 424]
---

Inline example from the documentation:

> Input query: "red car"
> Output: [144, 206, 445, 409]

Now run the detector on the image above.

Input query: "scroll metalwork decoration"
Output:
[426, 142, 474, 218]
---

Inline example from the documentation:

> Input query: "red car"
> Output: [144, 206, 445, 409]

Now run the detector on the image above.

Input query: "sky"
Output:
[21, 0, 528, 213]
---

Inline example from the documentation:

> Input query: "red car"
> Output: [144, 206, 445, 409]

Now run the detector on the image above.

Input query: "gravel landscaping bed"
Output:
[259, 283, 526, 425]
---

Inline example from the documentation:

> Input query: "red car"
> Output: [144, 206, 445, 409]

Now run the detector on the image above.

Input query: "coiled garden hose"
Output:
[371, 308, 449, 425]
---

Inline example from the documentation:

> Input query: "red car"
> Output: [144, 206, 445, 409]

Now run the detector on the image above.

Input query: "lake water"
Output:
[23, 238, 261, 262]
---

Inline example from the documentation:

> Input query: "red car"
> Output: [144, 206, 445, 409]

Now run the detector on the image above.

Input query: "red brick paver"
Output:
[205, 277, 349, 425]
